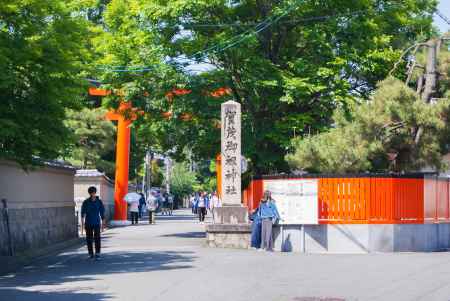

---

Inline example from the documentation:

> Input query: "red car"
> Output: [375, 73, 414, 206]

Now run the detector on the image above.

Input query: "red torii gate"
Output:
[89, 86, 230, 224]
[89, 88, 143, 224]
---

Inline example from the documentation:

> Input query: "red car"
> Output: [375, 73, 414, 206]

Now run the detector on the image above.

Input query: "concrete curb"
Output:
[0, 237, 84, 275]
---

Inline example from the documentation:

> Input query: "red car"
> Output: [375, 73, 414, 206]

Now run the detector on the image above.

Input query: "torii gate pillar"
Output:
[106, 102, 137, 225]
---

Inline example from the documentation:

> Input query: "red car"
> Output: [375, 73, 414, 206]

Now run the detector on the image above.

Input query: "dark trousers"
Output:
[198, 207, 206, 222]
[85, 225, 101, 256]
[131, 212, 139, 224]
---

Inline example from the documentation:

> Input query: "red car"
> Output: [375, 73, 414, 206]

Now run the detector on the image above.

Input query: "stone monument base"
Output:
[213, 206, 248, 224]
[206, 224, 252, 249]
[206, 206, 250, 248]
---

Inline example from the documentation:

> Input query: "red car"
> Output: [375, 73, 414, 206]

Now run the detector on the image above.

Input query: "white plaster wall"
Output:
[0, 161, 75, 209]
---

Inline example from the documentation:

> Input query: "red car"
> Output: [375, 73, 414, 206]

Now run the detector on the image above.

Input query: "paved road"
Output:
[2, 209, 450, 301]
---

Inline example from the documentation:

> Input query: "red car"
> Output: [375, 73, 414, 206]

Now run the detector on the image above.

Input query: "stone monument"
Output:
[206, 100, 250, 248]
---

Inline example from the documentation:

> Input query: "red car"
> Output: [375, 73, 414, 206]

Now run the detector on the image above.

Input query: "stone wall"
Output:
[0, 161, 76, 256]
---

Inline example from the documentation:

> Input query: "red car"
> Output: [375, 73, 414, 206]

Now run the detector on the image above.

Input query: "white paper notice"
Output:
[263, 179, 318, 225]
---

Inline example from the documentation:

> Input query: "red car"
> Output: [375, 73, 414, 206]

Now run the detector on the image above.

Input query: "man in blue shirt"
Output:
[81, 186, 105, 260]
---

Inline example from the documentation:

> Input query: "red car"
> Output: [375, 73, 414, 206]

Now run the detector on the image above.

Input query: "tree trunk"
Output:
[421, 39, 438, 104]
[414, 38, 438, 145]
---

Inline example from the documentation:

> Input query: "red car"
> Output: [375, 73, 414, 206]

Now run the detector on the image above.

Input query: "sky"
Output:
[435, 0, 450, 33]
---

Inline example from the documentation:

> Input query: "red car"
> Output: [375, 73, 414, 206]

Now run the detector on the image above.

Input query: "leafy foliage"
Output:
[0, 0, 92, 166]
[286, 77, 450, 173]
[92, 0, 437, 175]
[65, 108, 116, 173]
[168, 162, 198, 199]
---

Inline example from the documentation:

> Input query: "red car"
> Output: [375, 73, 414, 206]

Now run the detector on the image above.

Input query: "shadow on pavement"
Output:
[0, 288, 111, 301]
[0, 250, 196, 300]
[161, 232, 206, 239]
[155, 215, 198, 221]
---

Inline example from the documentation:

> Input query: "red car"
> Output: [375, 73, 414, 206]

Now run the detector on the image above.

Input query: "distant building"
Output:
[74, 169, 115, 224]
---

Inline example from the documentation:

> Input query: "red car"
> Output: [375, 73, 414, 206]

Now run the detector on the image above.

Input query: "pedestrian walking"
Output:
[138, 193, 146, 218]
[161, 192, 169, 215]
[130, 202, 139, 224]
[197, 192, 207, 223]
[210, 191, 221, 209]
[147, 191, 158, 224]
[258, 190, 280, 251]
[81, 186, 105, 260]
[210, 191, 220, 212]
[168, 194, 174, 216]
[190, 194, 196, 214]
[193, 193, 199, 215]
[125, 192, 140, 225]
[210, 191, 221, 223]
[203, 192, 210, 215]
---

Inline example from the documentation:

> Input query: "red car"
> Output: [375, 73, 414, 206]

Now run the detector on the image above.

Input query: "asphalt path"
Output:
[1, 209, 450, 301]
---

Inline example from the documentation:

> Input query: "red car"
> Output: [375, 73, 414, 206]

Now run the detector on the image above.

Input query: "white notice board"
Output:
[263, 179, 318, 225]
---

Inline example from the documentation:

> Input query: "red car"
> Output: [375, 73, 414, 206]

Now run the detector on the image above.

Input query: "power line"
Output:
[95, 3, 400, 73]
[97, 1, 303, 72]
[175, 10, 365, 29]
[436, 9, 450, 26]
[215, 2, 302, 53]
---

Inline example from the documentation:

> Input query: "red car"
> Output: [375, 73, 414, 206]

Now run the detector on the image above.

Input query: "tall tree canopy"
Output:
[93, 0, 437, 175]
[0, 1, 93, 166]
[286, 77, 450, 173]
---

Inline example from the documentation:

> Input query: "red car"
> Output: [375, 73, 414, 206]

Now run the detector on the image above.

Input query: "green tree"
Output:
[65, 108, 116, 173]
[92, 0, 437, 175]
[0, 0, 92, 166]
[150, 159, 164, 187]
[168, 162, 198, 199]
[286, 77, 450, 173]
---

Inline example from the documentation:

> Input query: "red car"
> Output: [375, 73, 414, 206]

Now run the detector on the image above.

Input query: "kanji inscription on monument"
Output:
[221, 100, 241, 205]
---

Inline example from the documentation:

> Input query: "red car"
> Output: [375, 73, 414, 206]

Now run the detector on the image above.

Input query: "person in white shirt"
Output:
[146, 191, 159, 224]
[197, 193, 207, 223]
[210, 191, 221, 209]
[209, 191, 221, 223]
[129, 201, 139, 225]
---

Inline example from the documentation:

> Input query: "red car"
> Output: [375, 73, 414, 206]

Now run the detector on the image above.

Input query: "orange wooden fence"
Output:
[318, 177, 424, 224]
[242, 175, 450, 225]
